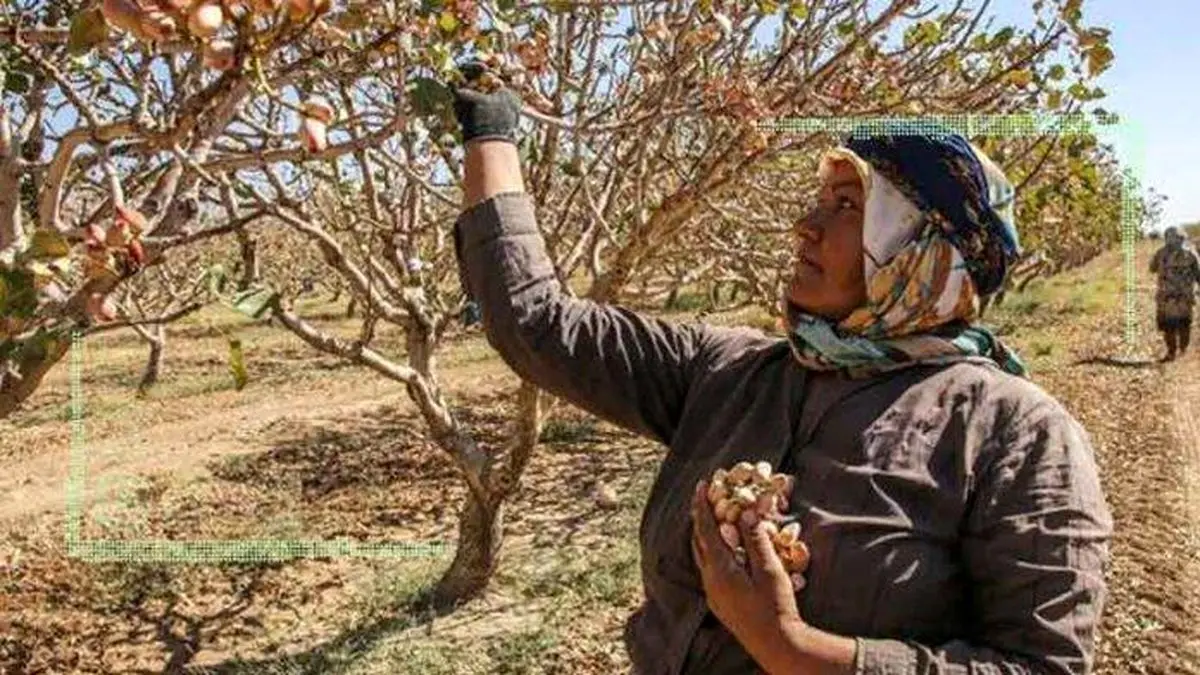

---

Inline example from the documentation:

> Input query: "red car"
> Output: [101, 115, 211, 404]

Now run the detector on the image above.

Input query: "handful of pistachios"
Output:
[706, 460, 810, 592]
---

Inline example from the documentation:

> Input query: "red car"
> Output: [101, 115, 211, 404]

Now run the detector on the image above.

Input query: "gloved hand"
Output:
[451, 60, 523, 146]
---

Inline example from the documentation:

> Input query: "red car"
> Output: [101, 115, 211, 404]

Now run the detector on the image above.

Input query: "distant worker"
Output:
[1149, 226, 1200, 361]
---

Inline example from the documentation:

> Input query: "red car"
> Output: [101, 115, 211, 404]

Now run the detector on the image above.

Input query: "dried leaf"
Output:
[1086, 44, 1114, 78]
[27, 230, 71, 259]
[68, 7, 109, 55]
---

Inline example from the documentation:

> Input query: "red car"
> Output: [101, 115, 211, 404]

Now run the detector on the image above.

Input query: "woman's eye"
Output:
[837, 196, 856, 210]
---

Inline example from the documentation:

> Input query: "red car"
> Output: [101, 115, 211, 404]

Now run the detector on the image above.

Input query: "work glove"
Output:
[450, 60, 523, 146]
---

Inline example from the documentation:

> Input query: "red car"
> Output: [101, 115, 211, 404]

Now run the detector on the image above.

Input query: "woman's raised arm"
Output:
[451, 81, 734, 445]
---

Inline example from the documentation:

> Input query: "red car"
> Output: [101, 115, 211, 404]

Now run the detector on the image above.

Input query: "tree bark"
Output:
[0, 106, 24, 251]
[136, 326, 165, 397]
[433, 381, 546, 605]
[236, 230, 259, 291]
[663, 285, 681, 310]
[432, 490, 503, 606]
[0, 338, 71, 419]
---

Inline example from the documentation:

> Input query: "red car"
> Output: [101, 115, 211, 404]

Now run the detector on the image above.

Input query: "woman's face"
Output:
[786, 159, 869, 321]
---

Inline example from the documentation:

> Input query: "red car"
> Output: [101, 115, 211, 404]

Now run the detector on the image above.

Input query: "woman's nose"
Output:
[795, 210, 824, 243]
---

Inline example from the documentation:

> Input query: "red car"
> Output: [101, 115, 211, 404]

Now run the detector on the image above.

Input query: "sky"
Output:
[988, 0, 1200, 230]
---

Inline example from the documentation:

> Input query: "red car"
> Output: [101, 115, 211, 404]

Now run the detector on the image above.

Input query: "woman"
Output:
[1149, 226, 1200, 361]
[450, 67, 1112, 675]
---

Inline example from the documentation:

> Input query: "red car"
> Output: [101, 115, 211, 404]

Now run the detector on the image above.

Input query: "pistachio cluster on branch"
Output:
[98, 0, 332, 71]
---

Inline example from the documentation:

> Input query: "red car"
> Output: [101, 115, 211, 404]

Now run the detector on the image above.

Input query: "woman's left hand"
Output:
[690, 480, 807, 660]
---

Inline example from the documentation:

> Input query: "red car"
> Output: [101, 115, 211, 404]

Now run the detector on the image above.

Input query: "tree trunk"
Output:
[663, 285, 681, 310]
[137, 326, 165, 397]
[707, 281, 722, 311]
[236, 230, 259, 291]
[433, 381, 546, 604]
[345, 297, 356, 318]
[432, 491, 503, 606]
[0, 338, 72, 419]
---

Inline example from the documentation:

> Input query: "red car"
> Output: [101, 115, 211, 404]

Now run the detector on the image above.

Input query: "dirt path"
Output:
[4, 250, 1200, 674]
[0, 360, 512, 525]
[1166, 358, 1200, 667]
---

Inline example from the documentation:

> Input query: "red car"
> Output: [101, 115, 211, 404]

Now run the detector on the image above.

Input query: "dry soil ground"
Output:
[0, 243, 1197, 674]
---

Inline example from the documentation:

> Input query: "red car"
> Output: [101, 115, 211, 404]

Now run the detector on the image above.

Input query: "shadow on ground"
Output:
[184, 585, 457, 675]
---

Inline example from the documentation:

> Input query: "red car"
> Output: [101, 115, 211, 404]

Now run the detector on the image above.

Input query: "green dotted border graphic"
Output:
[65, 334, 449, 564]
[64, 113, 1139, 564]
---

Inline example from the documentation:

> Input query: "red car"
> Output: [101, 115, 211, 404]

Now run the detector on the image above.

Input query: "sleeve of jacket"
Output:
[453, 191, 724, 445]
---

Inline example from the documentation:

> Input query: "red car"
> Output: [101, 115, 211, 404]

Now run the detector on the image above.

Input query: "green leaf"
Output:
[835, 20, 856, 37]
[560, 158, 584, 177]
[228, 338, 248, 391]
[67, 7, 108, 56]
[27, 229, 70, 259]
[756, 0, 780, 13]
[230, 286, 279, 320]
[437, 10, 459, 34]
[1048, 64, 1066, 80]
[0, 266, 36, 318]
[789, 3, 809, 20]
[1004, 69, 1033, 88]
[1047, 89, 1063, 109]
[518, 136, 535, 164]
[408, 76, 453, 117]
[936, 49, 958, 73]
[202, 264, 229, 296]
[1060, 0, 1083, 25]
[904, 21, 943, 48]
[4, 70, 29, 94]
[993, 27, 1015, 46]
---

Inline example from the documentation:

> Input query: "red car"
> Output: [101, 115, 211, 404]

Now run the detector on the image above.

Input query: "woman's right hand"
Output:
[450, 61, 523, 146]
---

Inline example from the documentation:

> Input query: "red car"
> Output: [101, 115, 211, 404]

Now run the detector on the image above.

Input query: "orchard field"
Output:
[0, 0, 1193, 673]
[2, 241, 1199, 674]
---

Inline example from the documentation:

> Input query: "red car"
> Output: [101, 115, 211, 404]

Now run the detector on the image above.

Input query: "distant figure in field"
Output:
[1149, 226, 1200, 361]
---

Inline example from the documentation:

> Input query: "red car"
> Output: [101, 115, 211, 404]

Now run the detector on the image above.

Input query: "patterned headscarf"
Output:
[785, 123, 1026, 378]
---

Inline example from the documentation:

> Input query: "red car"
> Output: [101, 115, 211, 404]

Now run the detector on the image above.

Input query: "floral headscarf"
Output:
[785, 123, 1026, 378]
